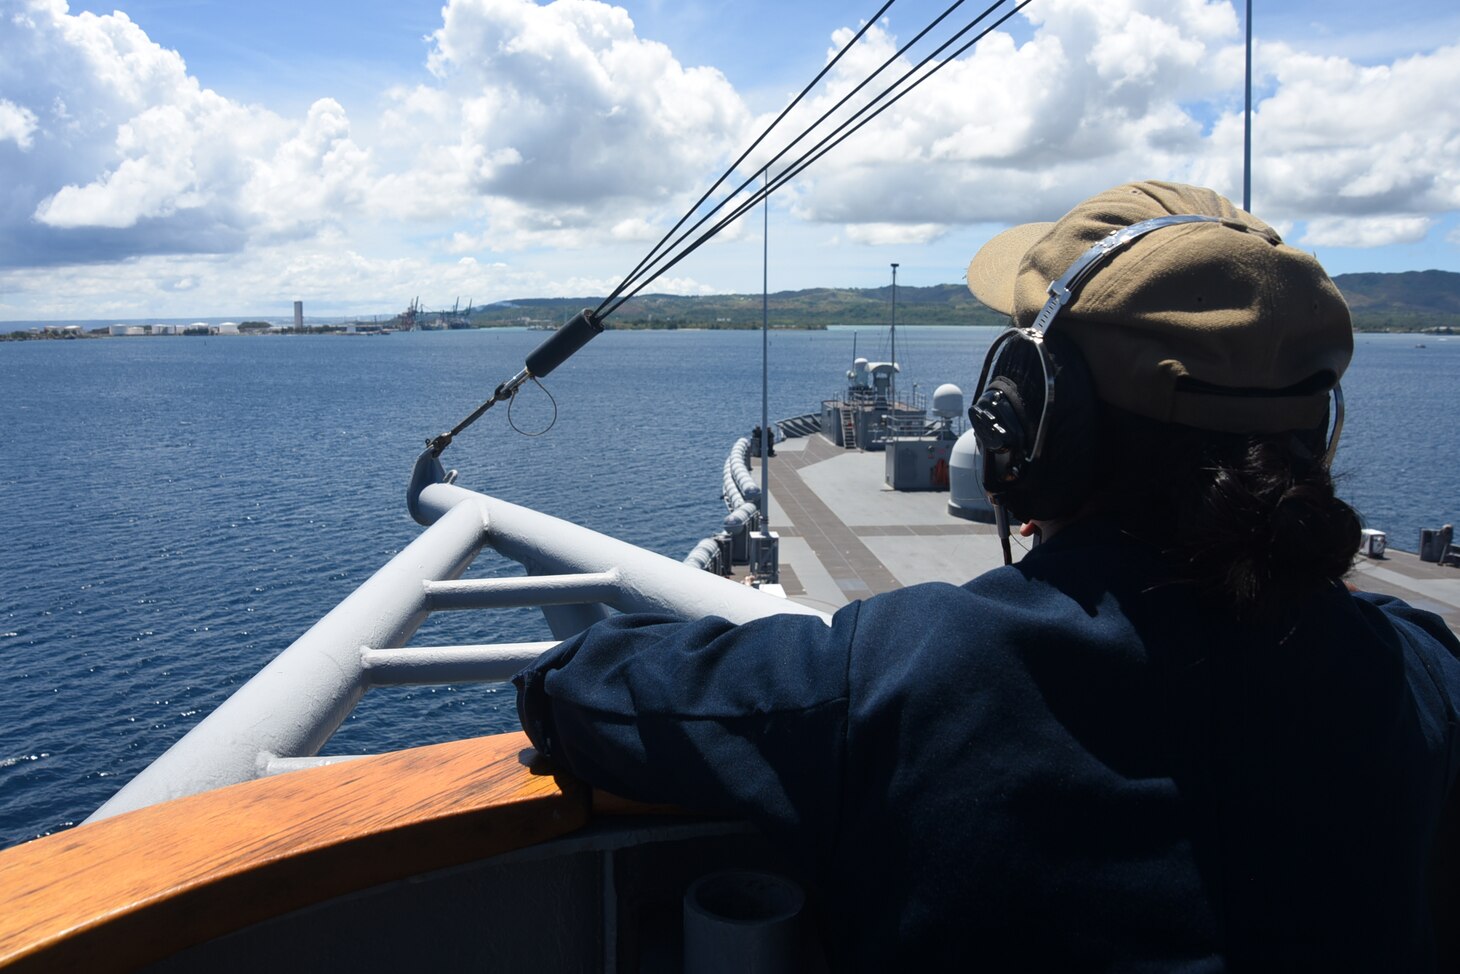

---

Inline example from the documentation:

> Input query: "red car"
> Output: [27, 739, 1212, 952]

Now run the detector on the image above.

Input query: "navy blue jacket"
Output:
[515, 520, 1460, 970]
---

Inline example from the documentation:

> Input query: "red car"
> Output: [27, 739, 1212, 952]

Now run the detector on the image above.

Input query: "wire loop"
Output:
[506, 377, 559, 437]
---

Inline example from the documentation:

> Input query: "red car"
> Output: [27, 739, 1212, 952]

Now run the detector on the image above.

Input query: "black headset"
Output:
[968, 215, 1228, 557]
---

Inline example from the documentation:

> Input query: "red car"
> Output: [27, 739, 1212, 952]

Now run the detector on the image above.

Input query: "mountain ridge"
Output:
[470, 271, 1460, 332]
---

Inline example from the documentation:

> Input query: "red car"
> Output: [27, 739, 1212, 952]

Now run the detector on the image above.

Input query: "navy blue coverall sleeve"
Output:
[509, 537, 1460, 969]
[514, 607, 860, 851]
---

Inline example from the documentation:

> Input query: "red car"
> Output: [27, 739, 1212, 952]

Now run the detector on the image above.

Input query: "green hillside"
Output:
[470, 270, 1460, 333]
[1331, 270, 1460, 332]
[470, 284, 1006, 330]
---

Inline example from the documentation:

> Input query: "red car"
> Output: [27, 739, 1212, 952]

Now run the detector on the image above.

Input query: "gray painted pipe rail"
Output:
[90, 451, 826, 821]
[360, 641, 557, 685]
[89, 497, 489, 820]
[423, 571, 621, 610]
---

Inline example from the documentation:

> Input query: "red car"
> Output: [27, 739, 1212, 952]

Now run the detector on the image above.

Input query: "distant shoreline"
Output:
[4, 321, 1457, 342]
[0, 321, 843, 342]
[5, 271, 1459, 337]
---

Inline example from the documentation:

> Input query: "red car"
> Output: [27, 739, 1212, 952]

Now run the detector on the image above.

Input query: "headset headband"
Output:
[978, 212, 1343, 467]
[1029, 214, 1226, 335]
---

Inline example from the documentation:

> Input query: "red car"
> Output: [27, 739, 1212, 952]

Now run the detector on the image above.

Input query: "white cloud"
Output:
[0, 220, 721, 318]
[35, 101, 236, 228]
[609, 217, 657, 242]
[2, 1, 370, 266]
[1300, 215, 1431, 249]
[764, 1, 1460, 253]
[0, 98, 38, 149]
[378, 0, 752, 248]
[843, 222, 948, 246]
[241, 99, 374, 241]
[1, 0, 1457, 314]
[757, 0, 1241, 234]
[0, 239, 484, 318]
[1240, 42, 1460, 246]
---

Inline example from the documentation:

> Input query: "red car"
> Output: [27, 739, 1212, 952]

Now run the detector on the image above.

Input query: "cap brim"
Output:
[966, 222, 1054, 315]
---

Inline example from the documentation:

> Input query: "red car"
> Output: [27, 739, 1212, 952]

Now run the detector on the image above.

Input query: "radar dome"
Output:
[932, 383, 964, 419]
[947, 429, 994, 523]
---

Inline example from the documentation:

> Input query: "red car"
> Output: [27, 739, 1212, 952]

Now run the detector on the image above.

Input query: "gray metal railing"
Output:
[89, 450, 827, 821]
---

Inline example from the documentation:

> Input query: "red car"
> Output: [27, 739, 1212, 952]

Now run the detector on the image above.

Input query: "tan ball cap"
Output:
[966, 181, 1353, 433]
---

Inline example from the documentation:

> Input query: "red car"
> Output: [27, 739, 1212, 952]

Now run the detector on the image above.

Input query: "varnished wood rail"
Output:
[0, 732, 588, 973]
[6, 728, 1453, 971]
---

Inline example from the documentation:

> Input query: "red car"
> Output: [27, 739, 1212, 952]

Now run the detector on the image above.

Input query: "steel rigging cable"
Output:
[600, 0, 1034, 318]
[597, 0, 898, 316]
[426, 0, 1033, 456]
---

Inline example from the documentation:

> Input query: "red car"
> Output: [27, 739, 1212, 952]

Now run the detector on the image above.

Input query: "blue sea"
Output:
[1, 327, 1456, 848]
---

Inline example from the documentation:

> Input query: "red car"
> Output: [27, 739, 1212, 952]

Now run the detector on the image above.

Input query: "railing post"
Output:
[89, 498, 489, 821]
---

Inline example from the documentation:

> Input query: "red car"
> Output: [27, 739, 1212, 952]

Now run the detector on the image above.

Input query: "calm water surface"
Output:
[1, 327, 1456, 847]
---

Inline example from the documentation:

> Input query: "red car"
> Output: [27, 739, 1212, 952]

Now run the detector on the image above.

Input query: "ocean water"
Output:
[1, 326, 1456, 848]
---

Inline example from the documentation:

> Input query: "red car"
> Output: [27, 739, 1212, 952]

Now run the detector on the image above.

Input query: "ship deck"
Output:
[749, 431, 1460, 636]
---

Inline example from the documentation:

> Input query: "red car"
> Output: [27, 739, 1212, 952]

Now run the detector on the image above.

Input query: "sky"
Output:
[1, 0, 1458, 322]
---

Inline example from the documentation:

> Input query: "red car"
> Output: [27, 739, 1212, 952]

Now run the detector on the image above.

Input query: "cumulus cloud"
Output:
[379, 0, 752, 248]
[2, 0, 1457, 313]
[843, 222, 949, 246]
[1247, 42, 1460, 246]
[241, 99, 373, 241]
[1302, 215, 1431, 249]
[0, 229, 718, 319]
[0, 98, 38, 149]
[769, 0, 1460, 251]
[768, 0, 1241, 237]
[0, 0, 371, 268]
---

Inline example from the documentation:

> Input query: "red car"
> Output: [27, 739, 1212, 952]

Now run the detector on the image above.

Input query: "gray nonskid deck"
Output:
[752, 433, 1005, 609]
[1349, 550, 1460, 633]
[752, 432, 1459, 635]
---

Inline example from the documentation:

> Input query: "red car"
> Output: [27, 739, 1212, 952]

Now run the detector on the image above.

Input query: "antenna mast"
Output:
[890, 262, 900, 422]
[757, 171, 778, 583]
[1243, 0, 1252, 210]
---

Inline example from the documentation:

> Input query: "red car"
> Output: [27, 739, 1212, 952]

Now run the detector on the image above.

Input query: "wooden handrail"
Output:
[0, 732, 588, 973]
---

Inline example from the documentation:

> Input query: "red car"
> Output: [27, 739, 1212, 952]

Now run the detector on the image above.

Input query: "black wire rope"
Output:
[613, 0, 1032, 313]
[431, 0, 1031, 452]
[599, 0, 976, 318]
[593, 0, 897, 317]
[598, 0, 941, 315]
[630, 0, 1030, 295]
[599, 0, 1031, 319]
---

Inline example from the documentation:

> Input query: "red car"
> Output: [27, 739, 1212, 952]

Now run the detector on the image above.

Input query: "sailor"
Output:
[515, 181, 1460, 970]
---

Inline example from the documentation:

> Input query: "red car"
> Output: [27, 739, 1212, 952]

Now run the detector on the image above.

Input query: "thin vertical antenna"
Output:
[1243, 0, 1252, 211]
[759, 170, 772, 568]
[890, 262, 900, 421]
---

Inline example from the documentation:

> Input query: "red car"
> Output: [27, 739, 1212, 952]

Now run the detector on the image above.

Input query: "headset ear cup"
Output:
[971, 376, 1031, 495]
[971, 331, 1098, 523]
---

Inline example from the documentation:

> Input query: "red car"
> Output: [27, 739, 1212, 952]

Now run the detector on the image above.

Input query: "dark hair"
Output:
[1091, 404, 1361, 621]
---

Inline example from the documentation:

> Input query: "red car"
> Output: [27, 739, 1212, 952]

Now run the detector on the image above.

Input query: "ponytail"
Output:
[1096, 407, 1361, 621]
